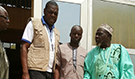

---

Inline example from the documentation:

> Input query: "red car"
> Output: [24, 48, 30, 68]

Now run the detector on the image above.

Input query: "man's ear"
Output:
[107, 34, 110, 37]
[107, 34, 111, 40]
[70, 33, 71, 37]
[44, 8, 46, 15]
[107, 34, 109, 39]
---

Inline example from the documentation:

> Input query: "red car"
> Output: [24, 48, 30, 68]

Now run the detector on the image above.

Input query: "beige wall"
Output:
[92, 0, 135, 49]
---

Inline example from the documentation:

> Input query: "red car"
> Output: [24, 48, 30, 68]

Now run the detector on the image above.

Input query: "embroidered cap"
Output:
[99, 23, 114, 35]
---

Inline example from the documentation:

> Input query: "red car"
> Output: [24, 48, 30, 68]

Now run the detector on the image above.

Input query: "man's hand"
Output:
[22, 73, 30, 79]
[54, 65, 60, 79]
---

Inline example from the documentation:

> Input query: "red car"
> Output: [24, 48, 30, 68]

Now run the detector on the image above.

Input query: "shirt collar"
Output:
[41, 16, 55, 32]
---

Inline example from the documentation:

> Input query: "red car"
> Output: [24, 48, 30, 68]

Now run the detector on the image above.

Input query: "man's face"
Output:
[44, 4, 58, 27]
[0, 11, 10, 31]
[70, 27, 82, 44]
[95, 28, 108, 46]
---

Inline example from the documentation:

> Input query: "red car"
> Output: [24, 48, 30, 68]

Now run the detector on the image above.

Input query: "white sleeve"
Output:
[21, 21, 34, 44]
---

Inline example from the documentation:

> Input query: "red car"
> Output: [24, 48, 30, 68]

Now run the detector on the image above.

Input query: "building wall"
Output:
[92, 0, 135, 49]
[92, 0, 135, 73]
[4, 6, 31, 30]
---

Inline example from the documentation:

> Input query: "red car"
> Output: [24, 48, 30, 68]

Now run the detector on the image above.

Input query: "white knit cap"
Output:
[99, 23, 114, 35]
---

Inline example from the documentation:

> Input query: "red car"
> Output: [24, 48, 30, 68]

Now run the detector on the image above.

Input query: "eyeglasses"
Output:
[0, 15, 9, 21]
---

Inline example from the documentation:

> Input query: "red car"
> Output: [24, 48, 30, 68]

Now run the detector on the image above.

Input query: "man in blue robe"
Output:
[84, 23, 135, 79]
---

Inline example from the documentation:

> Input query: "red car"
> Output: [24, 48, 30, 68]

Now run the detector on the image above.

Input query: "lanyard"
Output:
[46, 26, 54, 51]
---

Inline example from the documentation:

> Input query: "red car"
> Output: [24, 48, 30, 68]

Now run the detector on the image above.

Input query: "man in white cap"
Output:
[84, 23, 135, 79]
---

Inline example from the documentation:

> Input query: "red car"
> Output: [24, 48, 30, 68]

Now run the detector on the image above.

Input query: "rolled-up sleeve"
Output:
[22, 21, 34, 44]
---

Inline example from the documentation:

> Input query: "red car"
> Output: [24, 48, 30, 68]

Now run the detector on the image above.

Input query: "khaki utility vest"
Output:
[27, 18, 60, 72]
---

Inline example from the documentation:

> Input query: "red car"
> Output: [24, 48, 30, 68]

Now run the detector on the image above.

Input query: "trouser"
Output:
[29, 70, 53, 79]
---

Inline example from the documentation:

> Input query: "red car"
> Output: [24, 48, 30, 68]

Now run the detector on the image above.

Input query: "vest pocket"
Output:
[33, 29, 44, 48]
[28, 48, 47, 68]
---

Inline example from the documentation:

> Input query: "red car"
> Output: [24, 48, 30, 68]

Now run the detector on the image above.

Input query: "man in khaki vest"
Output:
[0, 6, 10, 79]
[21, 1, 60, 79]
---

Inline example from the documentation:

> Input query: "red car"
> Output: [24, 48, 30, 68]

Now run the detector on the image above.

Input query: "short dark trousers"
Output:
[29, 70, 53, 79]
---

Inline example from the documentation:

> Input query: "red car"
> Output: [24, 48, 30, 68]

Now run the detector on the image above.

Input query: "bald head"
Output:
[0, 6, 9, 31]
[70, 25, 83, 47]
[0, 6, 7, 15]
[71, 25, 83, 33]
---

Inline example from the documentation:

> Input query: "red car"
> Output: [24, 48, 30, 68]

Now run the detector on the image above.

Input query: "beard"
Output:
[96, 39, 105, 46]
[96, 42, 101, 46]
